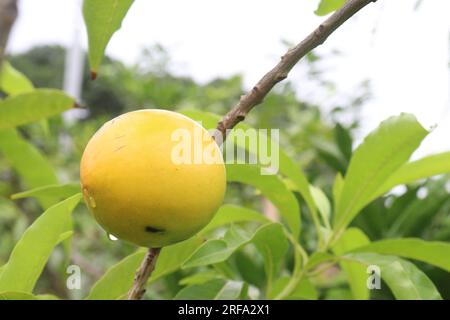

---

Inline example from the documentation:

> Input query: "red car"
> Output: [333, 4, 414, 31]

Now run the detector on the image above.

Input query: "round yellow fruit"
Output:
[80, 109, 226, 247]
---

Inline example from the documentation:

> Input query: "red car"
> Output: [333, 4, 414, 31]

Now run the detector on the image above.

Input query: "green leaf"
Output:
[269, 276, 317, 300]
[309, 185, 331, 228]
[0, 197, 19, 219]
[311, 137, 347, 173]
[0, 89, 75, 129]
[279, 152, 318, 226]
[374, 152, 450, 200]
[252, 223, 289, 286]
[150, 236, 204, 283]
[351, 238, 450, 272]
[334, 114, 428, 235]
[0, 128, 58, 207]
[315, 0, 346, 16]
[344, 253, 442, 300]
[325, 288, 353, 299]
[332, 172, 344, 209]
[332, 228, 370, 300]
[183, 223, 285, 269]
[227, 164, 300, 237]
[0, 194, 82, 293]
[200, 204, 269, 234]
[0, 62, 34, 96]
[86, 236, 202, 300]
[179, 271, 224, 286]
[174, 279, 244, 300]
[183, 226, 252, 269]
[0, 291, 60, 300]
[83, 0, 134, 76]
[11, 183, 81, 204]
[0, 292, 37, 300]
[335, 123, 353, 162]
[86, 249, 145, 300]
[386, 179, 449, 237]
[305, 252, 335, 271]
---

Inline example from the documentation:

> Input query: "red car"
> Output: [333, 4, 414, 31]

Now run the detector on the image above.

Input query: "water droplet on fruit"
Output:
[83, 187, 97, 208]
[88, 196, 97, 208]
[108, 233, 118, 241]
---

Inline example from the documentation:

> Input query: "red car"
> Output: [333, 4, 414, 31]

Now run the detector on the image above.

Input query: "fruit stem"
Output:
[127, 247, 161, 300]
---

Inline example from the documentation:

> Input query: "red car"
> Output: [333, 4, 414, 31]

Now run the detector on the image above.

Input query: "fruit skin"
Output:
[80, 109, 226, 247]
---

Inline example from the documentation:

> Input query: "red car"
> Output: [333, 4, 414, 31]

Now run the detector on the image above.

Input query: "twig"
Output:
[214, 0, 377, 141]
[127, 0, 377, 300]
[127, 248, 161, 300]
[0, 0, 18, 70]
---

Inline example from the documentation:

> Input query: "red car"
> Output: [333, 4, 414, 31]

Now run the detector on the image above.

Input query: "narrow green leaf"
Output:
[252, 223, 289, 283]
[150, 236, 204, 283]
[0, 128, 58, 208]
[351, 238, 450, 272]
[279, 152, 318, 224]
[269, 276, 317, 300]
[333, 228, 370, 300]
[174, 279, 244, 300]
[335, 123, 353, 162]
[0, 89, 75, 129]
[0, 194, 82, 293]
[312, 137, 347, 173]
[0, 292, 37, 300]
[227, 164, 300, 237]
[310, 185, 331, 228]
[386, 179, 449, 237]
[305, 252, 335, 271]
[86, 249, 145, 300]
[179, 271, 224, 286]
[374, 152, 450, 200]
[315, 0, 346, 16]
[334, 114, 429, 234]
[83, 0, 134, 76]
[332, 172, 344, 209]
[0, 62, 34, 96]
[183, 223, 284, 269]
[0, 197, 19, 219]
[183, 226, 251, 269]
[200, 204, 269, 234]
[86, 236, 202, 300]
[325, 288, 353, 299]
[344, 253, 442, 300]
[0, 291, 60, 300]
[11, 183, 81, 204]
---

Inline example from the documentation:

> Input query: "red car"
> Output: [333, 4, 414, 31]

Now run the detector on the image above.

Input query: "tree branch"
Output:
[214, 0, 377, 141]
[127, 248, 161, 300]
[127, 0, 377, 300]
[0, 0, 18, 70]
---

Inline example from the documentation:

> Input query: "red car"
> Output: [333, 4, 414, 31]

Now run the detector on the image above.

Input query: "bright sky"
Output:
[7, 0, 450, 157]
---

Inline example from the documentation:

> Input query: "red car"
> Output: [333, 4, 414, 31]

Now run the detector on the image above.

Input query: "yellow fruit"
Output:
[80, 109, 226, 247]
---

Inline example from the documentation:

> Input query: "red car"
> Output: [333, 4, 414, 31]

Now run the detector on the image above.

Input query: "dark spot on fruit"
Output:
[145, 226, 165, 233]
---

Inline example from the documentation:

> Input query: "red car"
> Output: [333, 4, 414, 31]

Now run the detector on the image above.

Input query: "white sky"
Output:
[7, 0, 450, 157]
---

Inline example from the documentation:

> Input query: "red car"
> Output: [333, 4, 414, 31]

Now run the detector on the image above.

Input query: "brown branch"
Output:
[214, 0, 377, 142]
[0, 0, 18, 70]
[127, 0, 377, 300]
[127, 248, 161, 300]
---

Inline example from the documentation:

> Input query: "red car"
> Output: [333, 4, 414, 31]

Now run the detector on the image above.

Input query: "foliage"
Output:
[315, 0, 346, 16]
[0, 0, 449, 300]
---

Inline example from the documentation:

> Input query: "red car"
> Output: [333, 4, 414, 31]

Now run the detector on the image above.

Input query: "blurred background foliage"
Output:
[1, 44, 449, 299]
